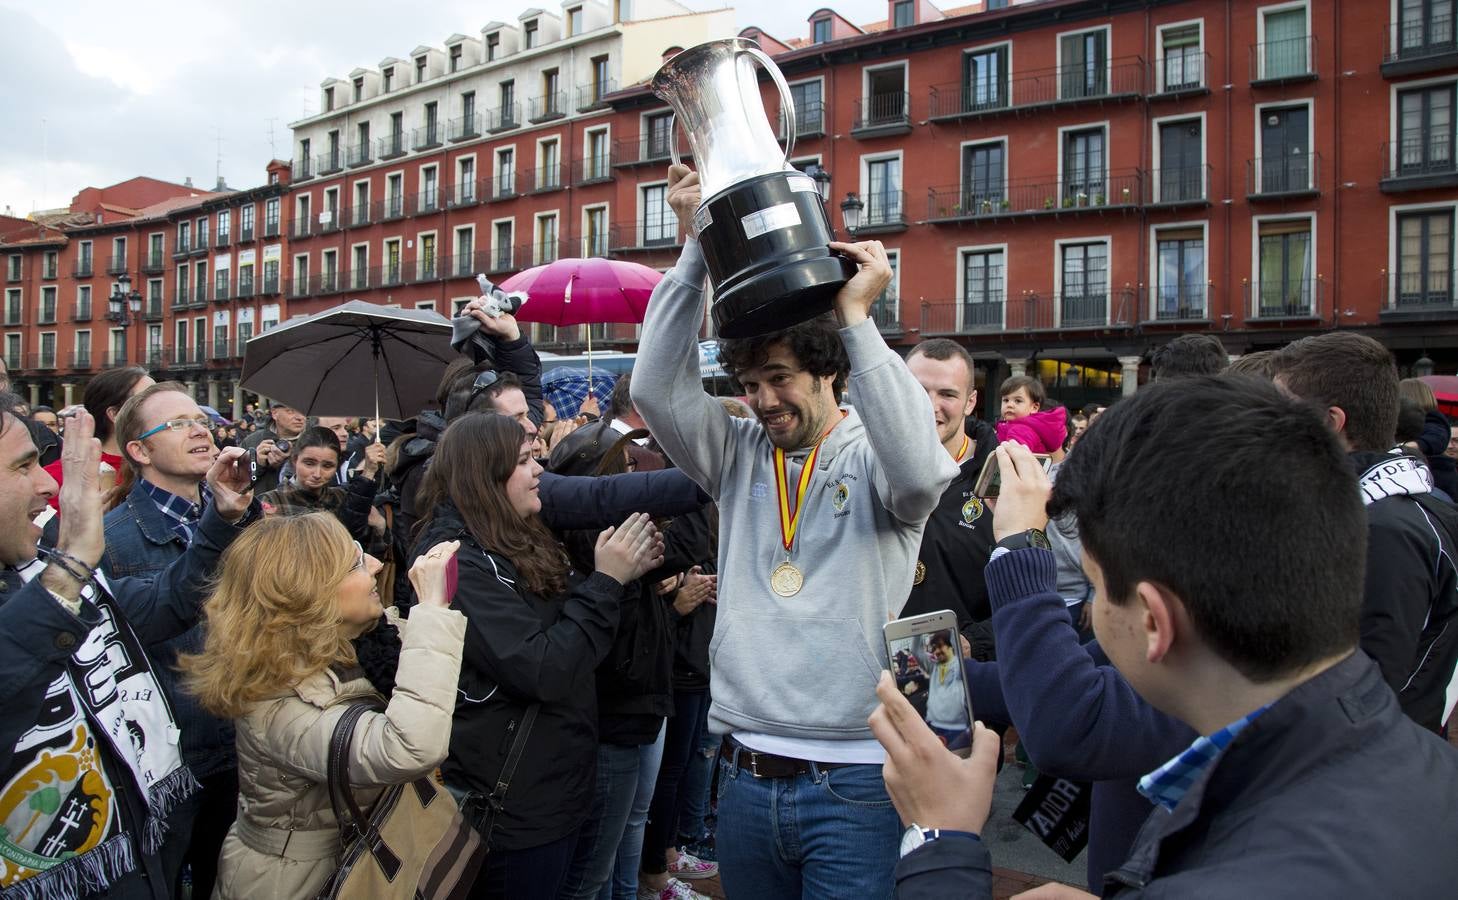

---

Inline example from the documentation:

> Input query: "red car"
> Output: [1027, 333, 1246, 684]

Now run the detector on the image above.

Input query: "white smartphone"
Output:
[883, 610, 977, 758]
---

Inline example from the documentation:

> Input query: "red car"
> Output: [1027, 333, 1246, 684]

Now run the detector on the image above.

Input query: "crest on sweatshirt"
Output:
[960, 495, 986, 527]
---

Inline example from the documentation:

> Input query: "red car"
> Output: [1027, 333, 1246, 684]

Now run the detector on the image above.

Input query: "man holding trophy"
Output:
[632, 47, 957, 890]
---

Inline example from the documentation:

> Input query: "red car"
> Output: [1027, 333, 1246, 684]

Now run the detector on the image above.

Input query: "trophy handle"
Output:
[669, 113, 682, 168]
[738, 45, 797, 165]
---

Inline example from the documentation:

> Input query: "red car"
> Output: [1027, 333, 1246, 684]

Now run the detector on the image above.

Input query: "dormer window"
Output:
[449, 45, 463, 72]
[383, 67, 394, 91]
[487, 32, 500, 60]
[324, 86, 335, 111]
[353, 77, 364, 101]
[568, 7, 583, 35]
[524, 20, 539, 48]
[416, 56, 428, 82]
[813, 18, 831, 43]
[893, 1, 914, 28]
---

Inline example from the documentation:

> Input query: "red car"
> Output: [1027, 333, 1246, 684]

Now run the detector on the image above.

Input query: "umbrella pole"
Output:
[372, 338, 382, 444]
[586, 329, 593, 386]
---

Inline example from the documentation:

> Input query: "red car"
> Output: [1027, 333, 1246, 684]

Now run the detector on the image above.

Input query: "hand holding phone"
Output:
[973, 448, 1051, 499]
[883, 610, 976, 757]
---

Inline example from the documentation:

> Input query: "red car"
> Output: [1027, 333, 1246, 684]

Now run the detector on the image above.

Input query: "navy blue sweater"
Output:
[964, 548, 1196, 892]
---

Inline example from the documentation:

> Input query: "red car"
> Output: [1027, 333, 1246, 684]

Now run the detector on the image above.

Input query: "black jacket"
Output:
[658, 506, 718, 692]
[897, 651, 1458, 899]
[1353, 450, 1458, 732]
[904, 425, 998, 659]
[416, 503, 625, 852]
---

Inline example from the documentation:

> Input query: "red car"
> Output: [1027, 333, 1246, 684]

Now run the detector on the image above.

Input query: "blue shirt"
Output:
[1138, 705, 1269, 811]
[138, 479, 212, 544]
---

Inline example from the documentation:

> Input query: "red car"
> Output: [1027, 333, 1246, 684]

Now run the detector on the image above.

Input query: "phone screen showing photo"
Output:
[887, 624, 976, 758]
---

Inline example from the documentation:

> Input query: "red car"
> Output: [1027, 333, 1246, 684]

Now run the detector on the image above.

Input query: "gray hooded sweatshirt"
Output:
[631, 240, 958, 741]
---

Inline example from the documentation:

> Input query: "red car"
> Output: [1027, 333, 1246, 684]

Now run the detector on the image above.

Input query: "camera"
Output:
[275, 439, 291, 455]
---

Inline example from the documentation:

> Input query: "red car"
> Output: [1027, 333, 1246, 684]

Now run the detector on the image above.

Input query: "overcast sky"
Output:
[0, 0, 892, 216]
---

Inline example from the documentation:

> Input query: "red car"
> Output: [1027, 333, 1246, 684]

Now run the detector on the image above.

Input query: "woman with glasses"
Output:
[181, 512, 467, 899]
[414, 413, 665, 900]
[257, 425, 390, 557]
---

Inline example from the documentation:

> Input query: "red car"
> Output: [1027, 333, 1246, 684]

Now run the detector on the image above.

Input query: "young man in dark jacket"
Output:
[1274, 332, 1458, 733]
[872, 377, 1458, 899]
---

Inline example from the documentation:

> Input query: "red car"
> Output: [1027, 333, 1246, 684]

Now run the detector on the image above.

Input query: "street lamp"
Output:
[1414, 354, 1435, 377]
[108, 274, 144, 365]
[840, 192, 864, 235]
[803, 163, 832, 202]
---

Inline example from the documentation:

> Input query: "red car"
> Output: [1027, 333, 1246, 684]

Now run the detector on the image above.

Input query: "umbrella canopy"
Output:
[240, 300, 456, 419]
[542, 367, 617, 417]
[199, 405, 231, 426]
[1419, 375, 1458, 417]
[501, 257, 663, 327]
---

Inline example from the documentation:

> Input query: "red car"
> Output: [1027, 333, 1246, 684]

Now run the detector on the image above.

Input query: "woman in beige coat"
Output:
[180, 511, 467, 899]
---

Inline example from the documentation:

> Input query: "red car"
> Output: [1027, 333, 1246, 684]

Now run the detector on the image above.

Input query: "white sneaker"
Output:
[668, 848, 719, 881]
[636, 877, 709, 900]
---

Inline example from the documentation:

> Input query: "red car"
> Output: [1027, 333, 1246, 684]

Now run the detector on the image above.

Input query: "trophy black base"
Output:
[698, 171, 858, 339]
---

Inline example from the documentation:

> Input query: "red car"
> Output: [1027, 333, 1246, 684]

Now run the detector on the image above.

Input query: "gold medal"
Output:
[771, 561, 804, 597]
[914, 560, 926, 585]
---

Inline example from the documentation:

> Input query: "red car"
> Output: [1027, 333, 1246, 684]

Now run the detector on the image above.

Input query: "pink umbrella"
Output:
[501, 257, 663, 380]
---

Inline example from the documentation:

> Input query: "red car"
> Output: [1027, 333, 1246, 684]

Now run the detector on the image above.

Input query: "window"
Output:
[383, 67, 394, 92]
[322, 250, 338, 291]
[385, 239, 402, 285]
[871, 250, 900, 328]
[422, 166, 439, 212]
[585, 207, 607, 256]
[324, 86, 335, 111]
[214, 268, 228, 300]
[196, 261, 208, 300]
[194, 319, 206, 363]
[77, 285, 91, 320]
[217, 211, 230, 241]
[456, 228, 475, 276]
[1060, 29, 1108, 99]
[424, 102, 439, 142]
[390, 111, 405, 149]
[4, 256, 17, 281]
[196, 216, 209, 247]
[1256, 219, 1314, 315]
[1155, 228, 1206, 319]
[239, 263, 256, 297]
[813, 18, 831, 44]
[352, 246, 369, 289]
[535, 214, 559, 263]
[145, 278, 162, 314]
[642, 184, 675, 245]
[75, 331, 91, 367]
[293, 254, 309, 294]
[237, 319, 253, 347]
[591, 56, 610, 103]
[388, 173, 404, 217]
[568, 7, 582, 35]
[497, 148, 516, 196]
[961, 142, 1005, 209]
[1397, 84, 1455, 175]
[963, 46, 1008, 112]
[355, 121, 370, 162]
[788, 80, 823, 134]
[500, 80, 516, 123]
[111, 237, 126, 269]
[893, 1, 914, 28]
[1257, 105, 1311, 193]
[524, 20, 539, 48]
[1158, 119, 1203, 202]
[865, 67, 907, 126]
[240, 205, 254, 239]
[646, 112, 674, 159]
[462, 90, 476, 123]
[494, 221, 514, 269]
[213, 320, 228, 358]
[353, 77, 364, 102]
[457, 157, 476, 204]
[543, 69, 561, 116]
[1260, 6, 1309, 79]
[40, 286, 56, 323]
[146, 325, 162, 363]
[265, 198, 280, 235]
[587, 129, 609, 179]
[1398, 0, 1456, 56]
[420, 234, 437, 279]
[177, 264, 191, 304]
[415, 56, 428, 82]
[487, 33, 500, 61]
[78, 240, 93, 274]
[1396, 210, 1454, 307]
[177, 222, 191, 254]
[449, 45, 462, 73]
[866, 157, 903, 226]
[3, 334, 18, 368]
[961, 249, 1004, 329]
[1161, 24, 1203, 91]
[295, 194, 312, 237]
[538, 139, 560, 189]
[1063, 127, 1105, 202]
[3, 288, 19, 325]
[1060, 242, 1108, 326]
[113, 328, 129, 366]
[40, 332, 55, 368]
[41, 251, 57, 279]
[354, 181, 370, 225]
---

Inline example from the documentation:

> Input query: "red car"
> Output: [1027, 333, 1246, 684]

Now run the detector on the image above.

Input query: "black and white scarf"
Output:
[0, 560, 197, 900]
[1357, 449, 1433, 506]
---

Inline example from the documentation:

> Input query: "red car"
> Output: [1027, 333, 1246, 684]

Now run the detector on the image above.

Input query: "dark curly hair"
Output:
[717, 315, 849, 396]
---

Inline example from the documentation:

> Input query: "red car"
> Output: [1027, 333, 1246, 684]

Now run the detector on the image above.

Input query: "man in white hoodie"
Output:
[631, 164, 957, 900]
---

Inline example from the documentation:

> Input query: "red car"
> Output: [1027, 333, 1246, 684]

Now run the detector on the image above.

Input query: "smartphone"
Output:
[241, 448, 261, 485]
[883, 610, 977, 757]
[973, 451, 1052, 499]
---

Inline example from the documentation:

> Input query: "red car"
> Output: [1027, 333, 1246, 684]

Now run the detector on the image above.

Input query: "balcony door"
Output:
[1257, 221, 1313, 315]
[1260, 106, 1309, 192]
[1159, 119, 1202, 201]
[1398, 84, 1454, 175]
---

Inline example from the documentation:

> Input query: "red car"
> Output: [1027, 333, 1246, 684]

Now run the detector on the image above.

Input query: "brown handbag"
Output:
[314, 702, 487, 899]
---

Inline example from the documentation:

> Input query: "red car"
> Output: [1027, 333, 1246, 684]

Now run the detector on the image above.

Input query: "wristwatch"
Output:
[995, 528, 1051, 552]
[900, 824, 981, 858]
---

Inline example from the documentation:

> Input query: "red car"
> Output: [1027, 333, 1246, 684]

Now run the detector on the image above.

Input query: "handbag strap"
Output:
[325, 700, 382, 844]
[472, 703, 540, 838]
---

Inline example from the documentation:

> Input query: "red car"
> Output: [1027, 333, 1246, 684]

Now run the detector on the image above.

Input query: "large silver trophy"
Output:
[653, 39, 856, 338]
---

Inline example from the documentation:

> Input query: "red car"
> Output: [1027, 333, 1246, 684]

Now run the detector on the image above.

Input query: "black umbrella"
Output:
[240, 300, 456, 421]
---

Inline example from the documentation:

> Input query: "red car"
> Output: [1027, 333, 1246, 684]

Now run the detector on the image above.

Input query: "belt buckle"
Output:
[748, 750, 764, 778]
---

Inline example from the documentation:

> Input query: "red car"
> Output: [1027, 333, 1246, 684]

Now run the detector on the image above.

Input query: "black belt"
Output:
[719, 737, 859, 779]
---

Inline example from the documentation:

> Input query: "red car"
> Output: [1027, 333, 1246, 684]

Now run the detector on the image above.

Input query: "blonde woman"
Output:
[181, 512, 467, 899]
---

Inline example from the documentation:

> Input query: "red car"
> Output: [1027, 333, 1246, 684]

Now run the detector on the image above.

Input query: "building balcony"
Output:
[577, 79, 616, 112]
[610, 135, 688, 169]
[4, 267, 18, 283]
[1244, 279, 1322, 322]
[413, 259, 441, 283]
[1246, 154, 1320, 200]
[140, 253, 166, 275]
[852, 190, 907, 234]
[408, 188, 442, 216]
[67, 350, 93, 372]
[528, 92, 567, 123]
[779, 100, 826, 140]
[486, 103, 520, 133]
[263, 219, 280, 238]
[291, 158, 313, 181]
[71, 301, 92, 322]
[145, 346, 168, 368]
[1250, 35, 1317, 86]
[72, 259, 93, 278]
[377, 133, 408, 160]
[1379, 139, 1458, 192]
[1140, 284, 1211, 324]
[38, 305, 56, 325]
[381, 264, 405, 289]
[213, 282, 230, 303]
[239, 224, 255, 242]
[1381, 271, 1457, 321]
[346, 267, 378, 292]
[1383, 18, 1458, 77]
[1, 304, 21, 326]
[40, 263, 57, 280]
[290, 218, 313, 239]
[318, 272, 341, 295]
[190, 238, 209, 257]
[481, 245, 522, 275]
[319, 209, 341, 233]
[440, 251, 487, 280]
[171, 345, 207, 368]
[215, 231, 231, 248]
[527, 165, 563, 194]
[1146, 164, 1211, 207]
[289, 274, 315, 298]
[347, 204, 372, 227]
[27, 352, 58, 372]
[105, 255, 128, 276]
[99, 350, 132, 369]
[317, 151, 343, 176]
[173, 286, 191, 307]
[572, 156, 613, 186]
[347, 142, 372, 167]
[489, 171, 517, 201]
[925, 170, 1144, 224]
[851, 92, 911, 138]
[376, 196, 407, 221]
[926, 57, 1146, 122]
[412, 125, 442, 152]
[922, 292, 1137, 333]
[448, 114, 482, 142]
[1151, 51, 1211, 97]
[144, 298, 164, 320]
[260, 275, 280, 297]
[195, 283, 209, 303]
[0, 351, 19, 371]
[237, 279, 256, 299]
[447, 181, 480, 209]
[608, 223, 683, 255]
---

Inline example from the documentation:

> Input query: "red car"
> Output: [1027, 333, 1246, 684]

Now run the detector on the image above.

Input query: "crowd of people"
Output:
[1, 161, 1457, 900]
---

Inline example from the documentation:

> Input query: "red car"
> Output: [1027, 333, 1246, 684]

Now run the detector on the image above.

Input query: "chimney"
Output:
[214, 176, 232, 192]
[183, 176, 194, 188]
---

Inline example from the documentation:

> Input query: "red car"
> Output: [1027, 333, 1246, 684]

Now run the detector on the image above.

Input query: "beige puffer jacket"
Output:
[213, 605, 467, 900]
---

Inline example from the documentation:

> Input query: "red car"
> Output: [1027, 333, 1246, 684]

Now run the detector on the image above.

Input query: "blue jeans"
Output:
[558, 734, 663, 900]
[715, 756, 900, 900]
[469, 829, 580, 900]
[610, 725, 665, 900]
[677, 705, 719, 842]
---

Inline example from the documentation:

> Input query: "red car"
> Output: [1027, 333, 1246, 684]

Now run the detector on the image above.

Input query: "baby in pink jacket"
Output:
[995, 375, 1068, 453]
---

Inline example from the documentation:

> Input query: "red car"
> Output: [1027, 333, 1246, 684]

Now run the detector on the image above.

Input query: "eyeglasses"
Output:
[138, 417, 214, 440]
[350, 540, 366, 573]
[467, 369, 501, 411]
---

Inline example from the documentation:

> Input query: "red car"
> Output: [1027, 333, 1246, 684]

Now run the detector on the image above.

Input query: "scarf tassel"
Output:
[0, 834, 135, 900]
[140, 765, 201, 854]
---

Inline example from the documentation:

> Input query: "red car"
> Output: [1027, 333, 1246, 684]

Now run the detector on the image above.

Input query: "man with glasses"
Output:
[101, 381, 238, 900]
[241, 400, 307, 493]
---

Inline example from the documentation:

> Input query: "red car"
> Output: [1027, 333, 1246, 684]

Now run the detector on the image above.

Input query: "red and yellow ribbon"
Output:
[953, 434, 971, 464]
[774, 442, 824, 553]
